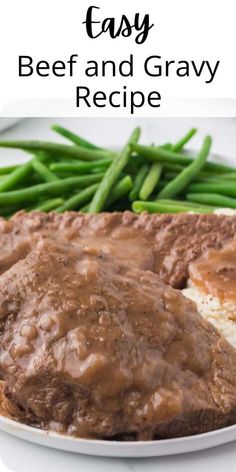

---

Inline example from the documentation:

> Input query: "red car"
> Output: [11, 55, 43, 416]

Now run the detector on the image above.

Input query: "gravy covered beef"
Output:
[1, 211, 236, 439]
[0, 211, 236, 287]
[1, 239, 236, 439]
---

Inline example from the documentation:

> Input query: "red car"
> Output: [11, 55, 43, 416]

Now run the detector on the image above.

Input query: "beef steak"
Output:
[0, 211, 236, 288]
[0, 239, 236, 439]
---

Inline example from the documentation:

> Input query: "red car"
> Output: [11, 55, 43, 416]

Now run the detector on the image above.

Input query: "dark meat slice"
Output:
[152, 212, 236, 288]
[0, 211, 236, 288]
[0, 239, 236, 440]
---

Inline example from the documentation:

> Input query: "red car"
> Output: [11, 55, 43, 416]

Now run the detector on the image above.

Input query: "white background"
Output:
[0, 0, 236, 116]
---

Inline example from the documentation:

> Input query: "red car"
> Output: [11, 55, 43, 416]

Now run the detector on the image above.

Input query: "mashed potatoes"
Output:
[183, 210, 236, 348]
[183, 283, 236, 348]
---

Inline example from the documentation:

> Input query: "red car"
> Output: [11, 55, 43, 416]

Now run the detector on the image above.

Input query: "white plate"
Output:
[0, 414, 236, 457]
[0, 119, 23, 133]
[0, 127, 236, 459]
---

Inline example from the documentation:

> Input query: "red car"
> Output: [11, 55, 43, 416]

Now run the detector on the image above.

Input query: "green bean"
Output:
[132, 201, 214, 214]
[125, 155, 147, 174]
[0, 204, 22, 216]
[32, 154, 59, 183]
[187, 181, 236, 197]
[0, 161, 32, 192]
[163, 171, 235, 185]
[163, 163, 185, 173]
[194, 177, 236, 185]
[0, 174, 105, 206]
[157, 198, 217, 211]
[54, 168, 107, 177]
[192, 179, 236, 188]
[51, 124, 106, 151]
[160, 143, 172, 150]
[197, 172, 236, 181]
[0, 151, 53, 192]
[88, 128, 140, 213]
[51, 173, 74, 179]
[166, 170, 236, 185]
[187, 193, 236, 209]
[91, 167, 111, 175]
[131, 143, 235, 174]
[129, 165, 149, 201]
[55, 157, 80, 164]
[140, 163, 162, 200]
[56, 184, 99, 212]
[50, 158, 113, 175]
[0, 175, 11, 180]
[106, 175, 133, 208]
[163, 171, 181, 181]
[0, 165, 20, 175]
[165, 169, 236, 182]
[80, 204, 89, 213]
[157, 136, 212, 199]
[171, 128, 197, 152]
[56, 175, 133, 213]
[0, 140, 116, 161]
[32, 198, 65, 212]
[1, 125, 233, 216]
[153, 180, 169, 192]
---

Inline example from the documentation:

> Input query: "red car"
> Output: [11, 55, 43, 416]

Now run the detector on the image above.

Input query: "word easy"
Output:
[82, 6, 154, 44]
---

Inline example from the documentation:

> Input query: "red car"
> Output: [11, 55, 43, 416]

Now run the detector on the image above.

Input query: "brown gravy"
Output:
[1, 212, 236, 439]
[189, 239, 236, 302]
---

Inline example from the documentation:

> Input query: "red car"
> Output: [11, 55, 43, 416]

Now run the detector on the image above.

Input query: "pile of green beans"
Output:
[0, 124, 235, 217]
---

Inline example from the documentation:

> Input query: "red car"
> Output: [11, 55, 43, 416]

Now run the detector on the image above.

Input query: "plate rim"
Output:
[1, 413, 236, 448]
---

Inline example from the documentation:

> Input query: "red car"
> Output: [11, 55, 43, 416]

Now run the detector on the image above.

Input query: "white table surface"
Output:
[0, 117, 236, 472]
